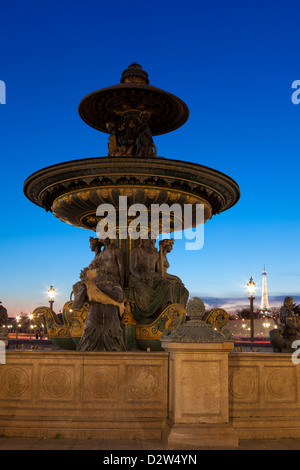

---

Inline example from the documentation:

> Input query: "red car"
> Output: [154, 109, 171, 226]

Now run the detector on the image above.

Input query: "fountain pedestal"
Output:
[161, 308, 238, 449]
[161, 340, 238, 449]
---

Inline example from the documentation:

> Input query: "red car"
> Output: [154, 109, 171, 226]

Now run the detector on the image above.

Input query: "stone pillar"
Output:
[161, 298, 238, 449]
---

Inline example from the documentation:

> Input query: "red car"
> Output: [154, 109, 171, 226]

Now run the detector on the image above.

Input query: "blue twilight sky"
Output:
[0, 0, 300, 316]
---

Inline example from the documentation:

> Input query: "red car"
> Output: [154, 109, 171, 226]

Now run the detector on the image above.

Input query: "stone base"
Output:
[232, 417, 300, 440]
[0, 351, 168, 440]
[163, 420, 238, 449]
[0, 416, 164, 440]
[229, 352, 300, 440]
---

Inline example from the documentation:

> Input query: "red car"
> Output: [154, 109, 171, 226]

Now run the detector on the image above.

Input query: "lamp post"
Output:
[48, 285, 56, 312]
[247, 277, 256, 343]
[29, 313, 33, 339]
[15, 315, 20, 340]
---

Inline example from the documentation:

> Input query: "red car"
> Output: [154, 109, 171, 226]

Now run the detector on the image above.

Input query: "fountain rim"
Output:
[23, 156, 240, 230]
[23, 156, 240, 231]
[77, 82, 190, 136]
[24, 155, 240, 188]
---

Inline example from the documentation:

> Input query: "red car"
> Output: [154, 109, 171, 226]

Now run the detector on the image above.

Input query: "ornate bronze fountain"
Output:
[24, 63, 240, 350]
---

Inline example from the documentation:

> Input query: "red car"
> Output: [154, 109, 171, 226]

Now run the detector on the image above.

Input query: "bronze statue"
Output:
[106, 122, 120, 157]
[89, 236, 103, 257]
[280, 296, 295, 324]
[128, 237, 188, 324]
[159, 239, 185, 281]
[270, 296, 300, 352]
[158, 238, 189, 305]
[134, 113, 157, 157]
[106, 111, 156, 158]
[84, 269, 124, 316]
[0, 301, 8, 344]
[0, 302, 8, 326]
[89, 237, 124, 287]
[73, 238, 126, 352]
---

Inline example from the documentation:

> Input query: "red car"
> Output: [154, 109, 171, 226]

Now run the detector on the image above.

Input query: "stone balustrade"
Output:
[0, 349, 300, 444]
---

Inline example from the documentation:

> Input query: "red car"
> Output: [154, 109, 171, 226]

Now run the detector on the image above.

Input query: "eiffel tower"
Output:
[260, 265, 270, 315]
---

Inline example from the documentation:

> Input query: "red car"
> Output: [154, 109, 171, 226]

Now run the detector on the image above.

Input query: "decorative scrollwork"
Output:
[135, 303, 186, 340]
[203, 308, 229, 332]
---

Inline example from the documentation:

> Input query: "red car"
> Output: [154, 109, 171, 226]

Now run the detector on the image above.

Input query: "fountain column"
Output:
[161, 302, 238, 449]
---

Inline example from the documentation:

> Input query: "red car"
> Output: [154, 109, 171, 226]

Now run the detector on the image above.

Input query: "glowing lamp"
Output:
[48, 285, 56, 311]
[48, 286, 56, 300]
[247, 276, 256, 343]
[247, 277, 256, 297]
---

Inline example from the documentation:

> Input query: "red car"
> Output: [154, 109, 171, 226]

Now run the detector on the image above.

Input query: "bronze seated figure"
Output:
[270, 297, 300, 352]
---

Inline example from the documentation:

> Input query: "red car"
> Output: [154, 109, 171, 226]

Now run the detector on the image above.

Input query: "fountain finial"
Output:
[120, 62, 149, 84]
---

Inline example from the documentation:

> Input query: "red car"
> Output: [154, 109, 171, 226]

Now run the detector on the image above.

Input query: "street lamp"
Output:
[29, 313, 33, 339]
[247, 277, 256, 343]
[48, 286, 56, 311]
[15, 315, 20, 340]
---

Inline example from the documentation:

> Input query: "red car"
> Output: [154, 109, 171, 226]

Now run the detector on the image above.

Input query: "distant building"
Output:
[260, 266, 270, 315]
